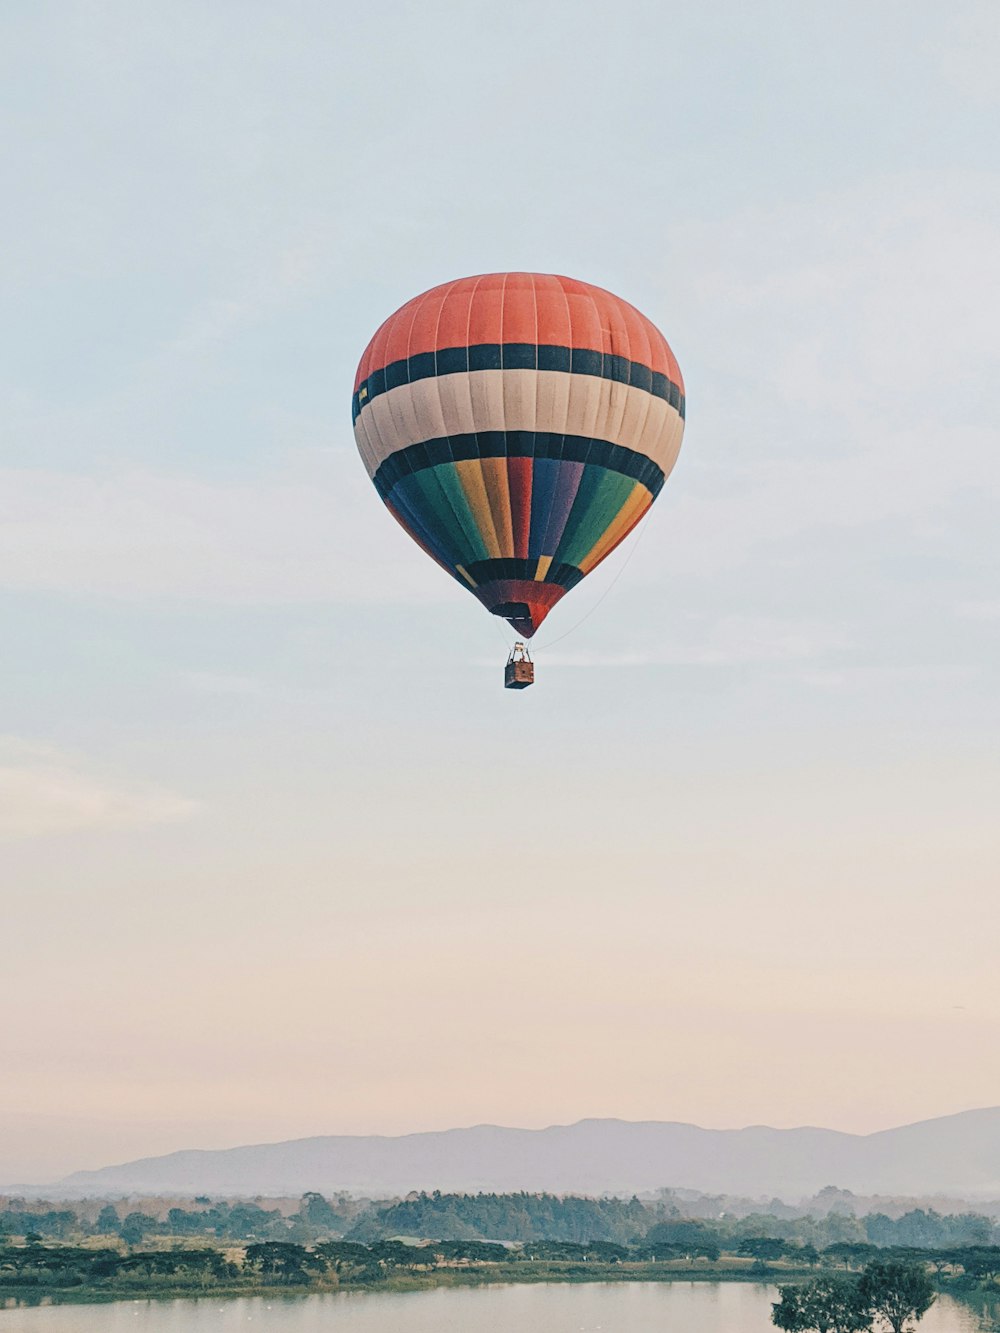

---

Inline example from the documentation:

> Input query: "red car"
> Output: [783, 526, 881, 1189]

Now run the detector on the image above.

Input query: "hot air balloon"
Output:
[352, 273, 685, 686]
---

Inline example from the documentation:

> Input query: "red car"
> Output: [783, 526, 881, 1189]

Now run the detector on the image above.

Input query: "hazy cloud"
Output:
[934, 9, 1000, 107]
[544, 616, 849, 669]
[668, 171, 1000, 418]
[0, 460, 449, 605]
[0, 738, 198, 841]
[957, 600, 1000, 622]
[181, 672, 276, 698]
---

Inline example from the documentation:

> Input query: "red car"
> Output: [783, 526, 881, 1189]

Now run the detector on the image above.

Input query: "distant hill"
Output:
[46, 1108, 1000, 1199]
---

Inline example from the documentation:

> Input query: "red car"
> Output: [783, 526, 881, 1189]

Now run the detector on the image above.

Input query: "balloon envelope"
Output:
[353, 272, 684, 637]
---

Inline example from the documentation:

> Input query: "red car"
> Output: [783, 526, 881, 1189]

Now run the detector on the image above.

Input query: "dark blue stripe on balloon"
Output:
[463, 557, 585, 591]
[372, 433, 665, 503]
[352, 343, 685, 423]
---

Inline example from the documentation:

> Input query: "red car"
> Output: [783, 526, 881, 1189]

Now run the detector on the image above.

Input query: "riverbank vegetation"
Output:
[3, 1191, 1000, 1309]
[3, 1225, 1000, 1309]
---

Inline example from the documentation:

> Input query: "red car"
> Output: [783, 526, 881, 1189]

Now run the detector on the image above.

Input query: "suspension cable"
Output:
[533, 514, 653, 652]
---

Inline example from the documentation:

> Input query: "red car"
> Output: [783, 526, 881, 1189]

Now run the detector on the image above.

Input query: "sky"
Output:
[1, 0, 999, 1185]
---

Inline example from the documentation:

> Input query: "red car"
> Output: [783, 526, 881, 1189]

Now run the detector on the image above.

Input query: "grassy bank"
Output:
[0, 1256, 820, 1308]
[6, 1237, 1000, 1312]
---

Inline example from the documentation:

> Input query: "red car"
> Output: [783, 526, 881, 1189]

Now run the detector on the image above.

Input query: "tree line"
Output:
[2, 1192, 999, 1251]
[4, 1232, 1000, 1300]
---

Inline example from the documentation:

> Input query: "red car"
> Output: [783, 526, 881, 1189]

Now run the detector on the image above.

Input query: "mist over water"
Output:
[0, 1284, 989, 1333]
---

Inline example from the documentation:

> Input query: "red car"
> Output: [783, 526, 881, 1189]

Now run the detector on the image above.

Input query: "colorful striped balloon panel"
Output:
[353, 273, 685, 637]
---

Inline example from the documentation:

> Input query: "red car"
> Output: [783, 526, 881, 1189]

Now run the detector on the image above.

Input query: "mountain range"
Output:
[40, 1107, 1000, 1199]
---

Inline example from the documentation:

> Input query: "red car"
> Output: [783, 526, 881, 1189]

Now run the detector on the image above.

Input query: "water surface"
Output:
[0, 1282, 989, 1332]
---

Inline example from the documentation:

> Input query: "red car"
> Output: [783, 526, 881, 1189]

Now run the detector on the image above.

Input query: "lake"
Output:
[0, 1283, 993, 1333]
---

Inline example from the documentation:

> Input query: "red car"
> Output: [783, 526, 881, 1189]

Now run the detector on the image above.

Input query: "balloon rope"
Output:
[533, 513, 653, 652]
[490, 613, 515, 651]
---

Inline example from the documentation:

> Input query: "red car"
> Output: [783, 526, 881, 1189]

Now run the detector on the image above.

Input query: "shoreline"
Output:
[3, 1257, 994, 1315]
[0, 1262, 814, 1309]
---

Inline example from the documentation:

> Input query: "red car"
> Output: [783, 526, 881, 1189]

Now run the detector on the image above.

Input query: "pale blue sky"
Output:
[2, 1, 999, 1183]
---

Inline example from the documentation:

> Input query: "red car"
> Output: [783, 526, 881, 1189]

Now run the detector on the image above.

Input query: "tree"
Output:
[119, 1212, 156, 1246]
[219, 1203, 285, 1240]
[645, 1219, 714, 1248]
[958, 1246, 1000, 1285]
[773, 1283, 813, 1330]
[314, 1239, 371, 1277]
[299, 1192, 343, 1232]
[95, 1205, 120, 1235]
[741, 1237, 788, 1266]
[825, 1242, 877, 1271]
[773, 1276, 871, 1333]
[431, 1239, 509, 1263]
[859, 1261, 934, 1333]
[643, 1219, 721, 1261]
[244, 1241, 319, 1283]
